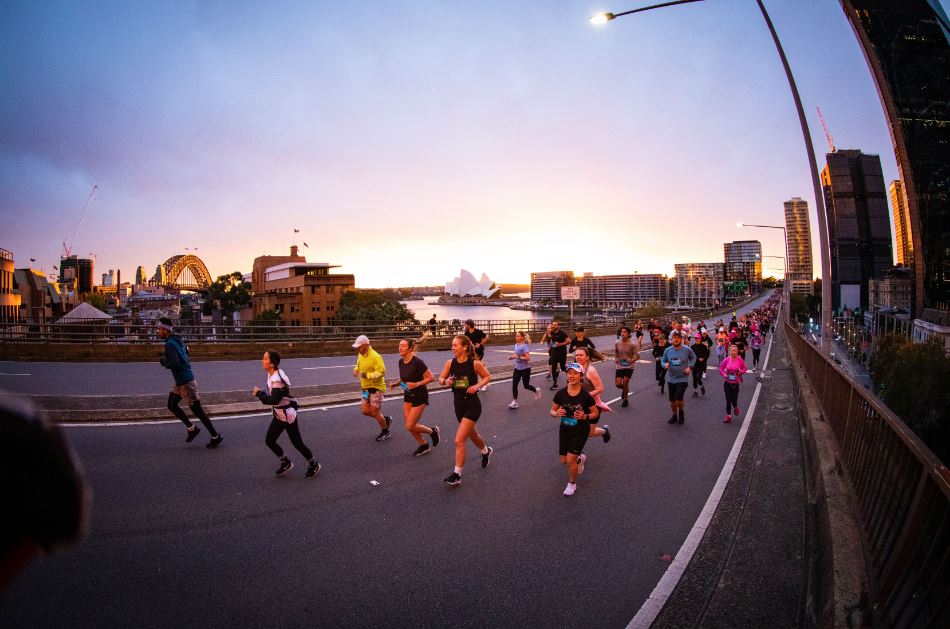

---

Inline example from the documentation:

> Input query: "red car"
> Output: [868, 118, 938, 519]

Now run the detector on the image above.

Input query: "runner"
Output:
[253, 350, 320, 477]
[569, 326, 596, 354]
[734, 329, 748, 364]
[551, 363, 601, 497]
[464, 319, 490, 391]
[719, 344, 748, 423]
[388, 338, 439, 457]
[661, 330, 696, 425]
[156, 318, 222, 448]
[548, 320, 570, 390]
[614, 325, 638, 407]
[652, 333, 669, 395]
[690, 333, 710, 398]
[351, 335, 394, 442]
[439, 335, 493, 487]
[750, 331, 763, 372]
[541, 323, 554, 380]
[634, 320, 644, 352]
[508, 331, 542, 409]
[574, 347, 613, 442]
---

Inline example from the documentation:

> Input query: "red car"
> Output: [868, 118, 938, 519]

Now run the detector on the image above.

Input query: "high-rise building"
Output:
[135, 266, 147, 286]
[0, 248, 21, 322]
[784, 197, 814, 295]
[101, 269, 114, 287]
[530, 271, 575, 303]
[822, 149, 893, 311]
[889, 180, 913, 267]
[59, 255, 94, 293]
[577, 273, 670, 308]
[674, 263, 724, 308]
[723, 241, 762, 295]
[841, 0, 950, 314]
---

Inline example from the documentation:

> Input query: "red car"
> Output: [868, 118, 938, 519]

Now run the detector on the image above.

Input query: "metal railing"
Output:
[785, 320, 950, 627]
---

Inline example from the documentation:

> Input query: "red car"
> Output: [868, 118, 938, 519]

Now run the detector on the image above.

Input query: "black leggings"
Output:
[655, 360, 667, 386]
[265, 417, 313, 460]
[692, 362, 706, 389]
[752, 348, 761, 367]
[168, 393, 218, 436]
[724, 382, 740, 413]
[512, 368, 537, 399]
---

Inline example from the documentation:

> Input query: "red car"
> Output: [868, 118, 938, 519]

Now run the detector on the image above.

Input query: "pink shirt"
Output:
[719, 356, 748, 384]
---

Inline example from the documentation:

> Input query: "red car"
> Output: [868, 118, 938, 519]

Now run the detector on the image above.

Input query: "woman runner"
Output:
[508, 331, 542, 409]
[574, 347, 613, 443]
[719, 344, 748, 423]
[253, 350, 320, 478]
[653, 334, 669, 395]
[551, 363, 601, 496]
[439, 335, 494, 487]
[389, 338, 439, 457]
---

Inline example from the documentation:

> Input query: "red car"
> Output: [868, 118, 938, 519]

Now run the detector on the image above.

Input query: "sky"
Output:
[2, 0, 944, 288]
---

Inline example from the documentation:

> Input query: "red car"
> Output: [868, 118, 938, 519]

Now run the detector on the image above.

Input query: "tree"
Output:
[249, 309, 284, 338]
[634, 300, 666, 319]
[337, 289, 416, 324]
[85, 292, 107, 311]
[206, 271, 251, 317]
[762, 276, 781, 289]
[789, 293, 809, 318]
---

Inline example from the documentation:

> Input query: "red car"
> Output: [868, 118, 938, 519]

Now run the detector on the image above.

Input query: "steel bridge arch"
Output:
[153, 254, 213, 290]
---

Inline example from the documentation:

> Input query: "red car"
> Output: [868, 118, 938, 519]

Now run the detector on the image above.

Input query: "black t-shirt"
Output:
[449, 357, 478, 399]
[465, 329, 487, 347]
[549, 329, 569, 355]
[569, 336, 595, 352]
[691, 342, 710, 362]
[653, 343, 667, 359]
[553, 387, 596, 428]
[399, 356, 429, 385]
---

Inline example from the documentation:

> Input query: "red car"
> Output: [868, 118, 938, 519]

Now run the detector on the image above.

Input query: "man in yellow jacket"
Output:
[352, 335, 393, 441]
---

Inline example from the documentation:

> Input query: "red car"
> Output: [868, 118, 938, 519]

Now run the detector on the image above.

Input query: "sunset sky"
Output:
[3, 1, 941, 287]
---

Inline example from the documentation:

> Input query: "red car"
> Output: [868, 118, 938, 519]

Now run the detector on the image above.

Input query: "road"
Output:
[1, 294, 777, 628]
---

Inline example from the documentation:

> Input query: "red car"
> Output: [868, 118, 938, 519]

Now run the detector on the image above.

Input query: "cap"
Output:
[352, 335, 370, 348]
[565, 362, 583, 373]
[670, 330, 682, 338]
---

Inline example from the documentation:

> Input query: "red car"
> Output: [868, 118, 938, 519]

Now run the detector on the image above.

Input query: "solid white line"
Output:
[627, 329, 775, 629]
[301, 365, 356, 370]
[0, 373, 31, 376]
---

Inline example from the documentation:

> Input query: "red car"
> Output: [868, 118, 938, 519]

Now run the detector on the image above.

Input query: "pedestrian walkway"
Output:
[651, 322, 808, 628]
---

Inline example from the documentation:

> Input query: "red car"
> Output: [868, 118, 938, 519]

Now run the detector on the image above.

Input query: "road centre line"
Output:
[0, 373, 32, 376]
[627, 328, 776, 628]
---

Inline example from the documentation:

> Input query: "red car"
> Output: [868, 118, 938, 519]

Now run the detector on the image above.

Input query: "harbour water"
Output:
[400, 294, 542, 323]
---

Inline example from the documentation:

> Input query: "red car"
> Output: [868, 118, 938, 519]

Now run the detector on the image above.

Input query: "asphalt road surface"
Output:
[2, 294, 776, 628]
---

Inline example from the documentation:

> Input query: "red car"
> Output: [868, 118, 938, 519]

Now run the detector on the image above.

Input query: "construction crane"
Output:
[817, 107, 836, 153]
[62, 185, 98, 258]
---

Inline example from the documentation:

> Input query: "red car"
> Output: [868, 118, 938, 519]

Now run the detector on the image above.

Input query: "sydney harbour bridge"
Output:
[148, 254, 213, 291]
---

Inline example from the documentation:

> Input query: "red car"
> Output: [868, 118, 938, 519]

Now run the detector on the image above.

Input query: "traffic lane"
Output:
[2, 359, 759, 628]
[0, 290, 774, 396]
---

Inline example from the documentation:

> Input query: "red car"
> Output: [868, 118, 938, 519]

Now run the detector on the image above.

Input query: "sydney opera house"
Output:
[441, 269, 501, 302]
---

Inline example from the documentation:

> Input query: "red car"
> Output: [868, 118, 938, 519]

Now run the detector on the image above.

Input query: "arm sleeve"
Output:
[255, 387, 287, 406]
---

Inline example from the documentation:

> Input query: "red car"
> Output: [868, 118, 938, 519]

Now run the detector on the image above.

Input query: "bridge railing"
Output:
[785, 320, 950, 627]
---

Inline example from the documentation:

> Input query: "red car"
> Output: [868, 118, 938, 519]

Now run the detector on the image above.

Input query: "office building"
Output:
[134, 266, 147, 286]
[577, 273, 670, 308]
[889, 180, 913, 267]
[724, 240, 762, 295]
[869, 267, 914, 312]
[251, 246, 355, 326]
[784, 197, 814, 295]
[822, 149, 893, 311]
[530, 271, 575, 304]
[841, 0, 950, 314]
[0, 248, 21, 322]
[674, 263, 724, 308]
[60, 255, 94, 293]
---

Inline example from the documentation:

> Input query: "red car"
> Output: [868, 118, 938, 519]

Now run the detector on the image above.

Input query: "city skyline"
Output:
[4, 1, 943, 287]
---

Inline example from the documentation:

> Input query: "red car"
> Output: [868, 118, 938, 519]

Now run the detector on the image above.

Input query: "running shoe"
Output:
[621, 399, 629, 408]
[185, 426, 200, 443]
[734, 406, 740, 416]
[444, 472, 462, 486]
[678, 411, 685, 425]
[534, 388, 542, 401]
[577, 453, 587, 475]
[508, 400, 519, 409]
[550, 383, 559, 391]
[413, 443, 432, 457]
[747, 369, 755, 373]
[563, 482, 577, 497]
[276, 459, 293, 476]
[724, 415, 732, 423]
[206, 434, 223, 449]
[481, 446, 493, 468]
[375, 429, 392, 442]
[430, 426, 440, 447]
[305, 460, 321, 478]
[545, 373, 551, 380]
[701, 385, 706, 396]
[692, 391, 699, 398]
[668, 414, 678, 424]
[602, 425, 611, 443]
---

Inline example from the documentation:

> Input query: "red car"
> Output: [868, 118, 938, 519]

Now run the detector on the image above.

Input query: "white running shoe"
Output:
[577, 453, 587, 475]
[534, 388, 542, 401]
[563, 482, 577, 497]
[508, 400, 519, 409]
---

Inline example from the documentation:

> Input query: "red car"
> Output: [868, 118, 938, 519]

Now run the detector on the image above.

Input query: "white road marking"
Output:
[0, 373, 31, 376]
[301, 365, 357, 370]
[628, 327, 776, 629]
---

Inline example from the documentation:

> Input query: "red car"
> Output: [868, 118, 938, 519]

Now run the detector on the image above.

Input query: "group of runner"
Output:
[156, 295, 779, 496]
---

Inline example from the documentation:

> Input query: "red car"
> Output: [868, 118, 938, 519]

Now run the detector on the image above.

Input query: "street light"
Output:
[594, 1, 834, 356]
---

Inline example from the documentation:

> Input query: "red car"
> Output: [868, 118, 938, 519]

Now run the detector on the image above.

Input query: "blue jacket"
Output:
[162, 334, 194, 385]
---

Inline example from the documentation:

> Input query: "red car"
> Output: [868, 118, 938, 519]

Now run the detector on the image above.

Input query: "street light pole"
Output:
[739, 223, 789, 320]
[593, 0, 833, 356]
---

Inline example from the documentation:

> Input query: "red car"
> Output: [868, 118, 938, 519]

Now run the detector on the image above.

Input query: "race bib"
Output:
[560, 417, 578, 427]
[671, 358, 682, 366]
[452, 376, 470, 390]
[728, 374, 737, 382]
[361, 390, 370, 400]
[620, 359, 629, 367]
